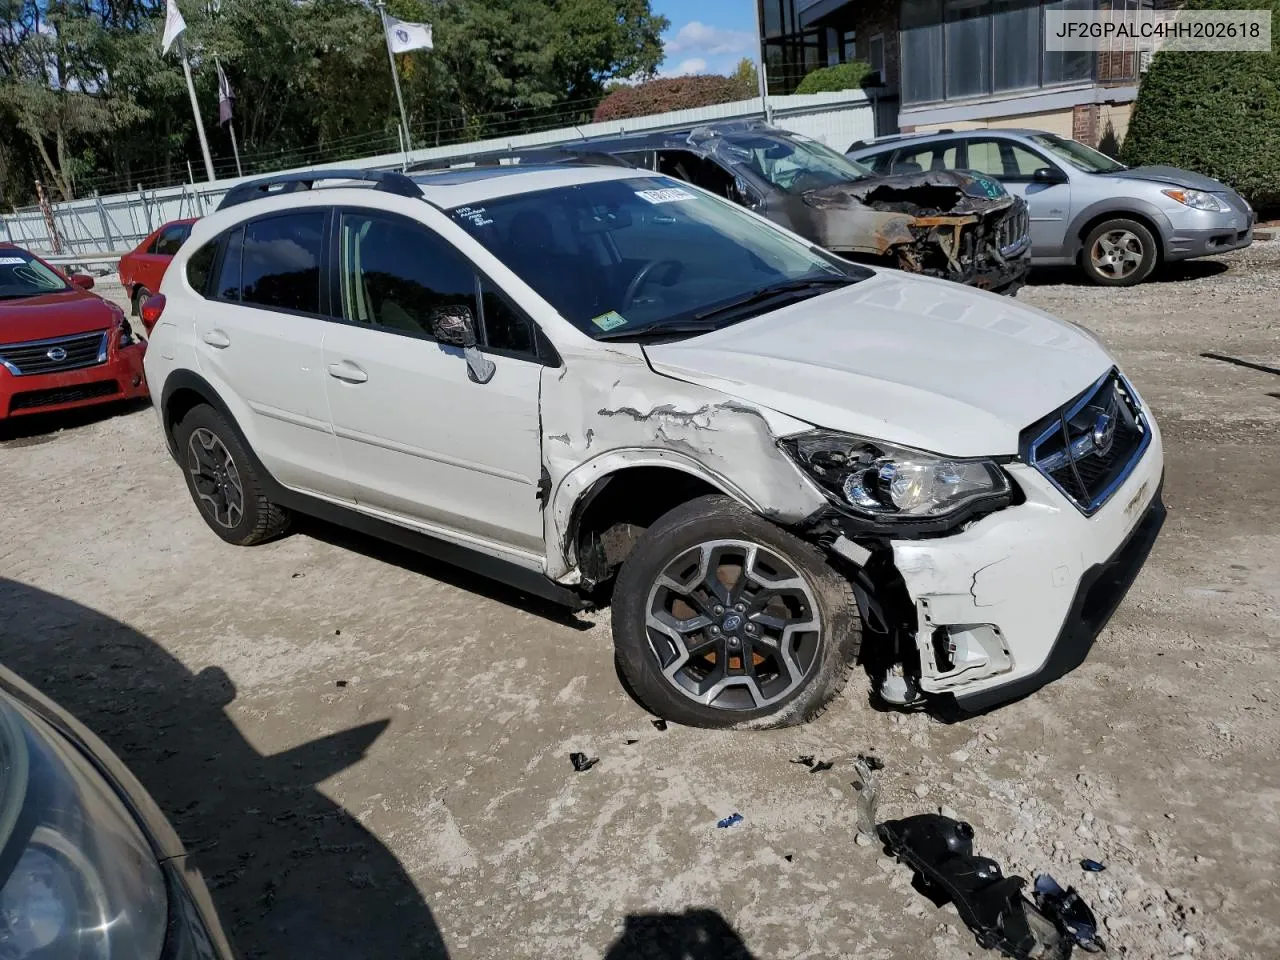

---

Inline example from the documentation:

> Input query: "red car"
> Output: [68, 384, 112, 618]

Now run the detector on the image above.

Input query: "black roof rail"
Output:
[215, 169, 423, 211]
[409, 148, 634, 173]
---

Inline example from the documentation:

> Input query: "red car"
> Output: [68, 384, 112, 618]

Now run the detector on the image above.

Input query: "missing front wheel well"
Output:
[573, 467, 724, 590]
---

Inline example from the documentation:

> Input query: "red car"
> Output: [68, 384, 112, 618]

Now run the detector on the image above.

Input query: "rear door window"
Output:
[240, 212, 325, 314]
[153, 224, 191, 257]
[891, 142, 959, 173]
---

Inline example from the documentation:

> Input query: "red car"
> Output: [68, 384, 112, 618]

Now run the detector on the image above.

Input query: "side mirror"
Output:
[1033, 166, 1067, 184]
[430, 304, 495, 384]
[71, 274, 95, 290]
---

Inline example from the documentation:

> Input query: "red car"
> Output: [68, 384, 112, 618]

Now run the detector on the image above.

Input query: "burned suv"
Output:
[553, 121, 1031, 294]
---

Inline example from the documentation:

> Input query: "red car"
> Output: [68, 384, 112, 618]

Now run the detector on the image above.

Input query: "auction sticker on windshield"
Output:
[636, 188, 695, 205]
[591, 311, 629, 332]
[0, 257, 28, 265]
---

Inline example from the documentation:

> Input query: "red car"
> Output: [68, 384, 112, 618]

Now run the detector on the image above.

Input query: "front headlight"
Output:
[1161, 188, 1227, 212]
[0, 700, 167, 959]
[781, 430, 1012, 524]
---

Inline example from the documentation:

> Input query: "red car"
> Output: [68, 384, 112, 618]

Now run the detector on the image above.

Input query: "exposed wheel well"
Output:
[572, 466, 725, 590]
[163, 386, 210, 441]
[1076, 211, 1163, 263]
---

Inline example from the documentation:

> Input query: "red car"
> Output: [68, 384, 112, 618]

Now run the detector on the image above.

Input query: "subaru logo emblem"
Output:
[1091, 412, 1116, 455]
[46, 346, 68, 363]
[721, 614, 743, 633]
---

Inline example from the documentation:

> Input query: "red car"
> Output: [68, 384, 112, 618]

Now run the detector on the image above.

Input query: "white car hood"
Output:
[644, 271, 1114, 457]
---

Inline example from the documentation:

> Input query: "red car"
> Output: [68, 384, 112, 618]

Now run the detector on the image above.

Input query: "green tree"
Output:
[1121, 0, 1280, 208]
[731, 56, 758, 96]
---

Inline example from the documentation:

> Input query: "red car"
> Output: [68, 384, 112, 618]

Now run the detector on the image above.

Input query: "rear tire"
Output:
[173, 404, 291, 546]
[132, 286, 154, 318]
[611, 495, 862, 729]
[1080, 218, 1158, 286]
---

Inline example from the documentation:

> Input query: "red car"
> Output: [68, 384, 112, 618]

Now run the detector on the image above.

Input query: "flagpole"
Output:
[376, 0, 412, 167]
[180, 37, 217, 183]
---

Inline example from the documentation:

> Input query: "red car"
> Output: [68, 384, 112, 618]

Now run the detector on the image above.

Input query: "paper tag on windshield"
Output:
[635, 188, 695, 205]
[0, 257, 27, 265]
[591, 311, 629, 332]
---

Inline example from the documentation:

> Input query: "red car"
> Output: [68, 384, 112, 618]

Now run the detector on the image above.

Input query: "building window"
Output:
[900, 0, 1105, 105]
[844, 29, 859, 62]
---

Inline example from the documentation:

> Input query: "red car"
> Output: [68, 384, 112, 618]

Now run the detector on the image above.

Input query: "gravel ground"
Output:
[1, 244, 1277, 959]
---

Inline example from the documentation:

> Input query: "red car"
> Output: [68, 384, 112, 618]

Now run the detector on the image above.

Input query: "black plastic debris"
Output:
[335, 680, 348, 688]
[791, 755, 816, 767]
[291, 572, 305, 579]
[569, 752, 599, 772]
[716, 812, 743, 829]
[1035, 875, 1106, 953]
[624, 738, 639, 745]
[879, 815, 1070, 960]
[857, 753, 885, 772]
[790, 755, 835, 772]
[811, 760, 834, 772]
[784, 854, 794, 863]
[1080, 858, 1106, 873]
[652, 719, 668, 731]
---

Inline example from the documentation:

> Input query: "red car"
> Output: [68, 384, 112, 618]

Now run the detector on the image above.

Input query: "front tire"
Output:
[612, 496, 862, 729]
[1080, 218, 1158, 286]
[173, 404, 291, 546]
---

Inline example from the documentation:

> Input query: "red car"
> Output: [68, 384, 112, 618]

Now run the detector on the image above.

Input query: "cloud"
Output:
[665, 57, 710, 76]
[665, 21, 755, 58]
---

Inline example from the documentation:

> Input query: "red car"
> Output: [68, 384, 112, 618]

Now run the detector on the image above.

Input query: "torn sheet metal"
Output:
[538, 347, 827, 581]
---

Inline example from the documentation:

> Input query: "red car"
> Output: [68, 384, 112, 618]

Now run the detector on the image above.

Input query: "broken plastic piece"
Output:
[569, 752, 599, 772]
[335, 680, 348, 688]
[624, 738, 639, 745]
[851, 757, 880, 837]
[857, 753, 885, 772]
[652, 719, 668, 731]
[791, 755, 835, 772]
[791, 755, 816, 767]
[716, 813, 743, 829]
[878, 815, 1069, 960]
[1035, 874, 1106, 953]
[1080, 858, 1106, 873]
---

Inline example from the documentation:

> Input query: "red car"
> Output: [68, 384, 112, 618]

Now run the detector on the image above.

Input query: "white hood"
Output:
[644, 271, 1114, 457]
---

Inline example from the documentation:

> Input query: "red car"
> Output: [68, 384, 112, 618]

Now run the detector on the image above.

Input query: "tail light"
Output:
[139, 294, 166, 334]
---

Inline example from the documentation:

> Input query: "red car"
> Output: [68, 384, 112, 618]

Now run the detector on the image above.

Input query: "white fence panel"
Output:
[1, 91, 871, 259]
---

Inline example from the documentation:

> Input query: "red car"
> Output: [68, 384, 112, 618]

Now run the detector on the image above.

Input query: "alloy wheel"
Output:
[1090, 229, 1144, 279]
[187, 427, 244, 529]
[644, 539, 822, 711]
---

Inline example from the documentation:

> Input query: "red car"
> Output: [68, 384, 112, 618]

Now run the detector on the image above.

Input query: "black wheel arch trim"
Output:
[158, 369, 591, 611]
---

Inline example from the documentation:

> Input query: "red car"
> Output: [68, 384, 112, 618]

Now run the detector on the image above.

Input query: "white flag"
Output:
[161, 0, 187, 55]
[385, 15, 433, 54]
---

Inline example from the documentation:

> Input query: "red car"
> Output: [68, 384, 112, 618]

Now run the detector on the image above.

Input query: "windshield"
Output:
[1029, 134, 1126, 174]
[0, 249, 70, 301]
[450, 176, 867, 341]
[709, 133, 876, 194]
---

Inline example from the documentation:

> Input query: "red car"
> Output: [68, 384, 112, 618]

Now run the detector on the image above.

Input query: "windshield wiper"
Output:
[594, 319, 725, 342]
[692, 276, 854, 322]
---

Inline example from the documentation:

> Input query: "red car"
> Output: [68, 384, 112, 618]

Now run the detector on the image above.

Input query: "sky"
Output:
[651, 0, 759, 78]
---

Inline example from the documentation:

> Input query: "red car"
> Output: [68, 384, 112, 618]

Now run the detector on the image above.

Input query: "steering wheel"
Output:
[622, 259, 682, 309]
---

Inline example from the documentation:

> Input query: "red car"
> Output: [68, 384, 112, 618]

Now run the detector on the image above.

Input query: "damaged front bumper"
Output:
[887, 425, 1165, 714]
[804, 174, 1032, 294]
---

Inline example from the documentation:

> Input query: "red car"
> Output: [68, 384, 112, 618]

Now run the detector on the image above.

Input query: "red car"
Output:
[0, 243, 148, 420]
[118, 218, 196, 315]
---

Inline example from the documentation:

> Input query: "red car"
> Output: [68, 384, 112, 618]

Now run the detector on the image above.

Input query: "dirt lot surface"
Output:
[1, 246, 1278, 960]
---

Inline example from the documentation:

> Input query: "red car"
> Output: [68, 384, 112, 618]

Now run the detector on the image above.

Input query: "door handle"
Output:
[202, 330, 231, 349]
[327, 361, 368, 384]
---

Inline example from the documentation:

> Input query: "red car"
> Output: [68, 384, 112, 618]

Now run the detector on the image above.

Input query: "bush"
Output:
[794, 61, 872, 94]
[1121, 0, 1280, 209]
[592, 75, 755, 122]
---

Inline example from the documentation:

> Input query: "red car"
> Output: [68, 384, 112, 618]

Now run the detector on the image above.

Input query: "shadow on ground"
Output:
[0, 578, 450, 960]
[1025, 258, 1229, 287]
[0, 397, 150, 447]
[603, 910, 758, 959]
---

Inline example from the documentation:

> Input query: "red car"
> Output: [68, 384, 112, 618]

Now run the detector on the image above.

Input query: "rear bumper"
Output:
[0, 342, 148, 419]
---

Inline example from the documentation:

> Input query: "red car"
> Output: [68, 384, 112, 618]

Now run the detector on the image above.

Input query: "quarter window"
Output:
[185, 241, 217, 295]
[214, 227, 244, 301]
[241, 213, 325, 314]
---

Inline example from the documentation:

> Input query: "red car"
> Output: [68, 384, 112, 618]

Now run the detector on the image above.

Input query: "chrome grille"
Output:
[0, 331, 108, 376]
[1025, 369, 1151, 516]
[996, 201, 1031, 257]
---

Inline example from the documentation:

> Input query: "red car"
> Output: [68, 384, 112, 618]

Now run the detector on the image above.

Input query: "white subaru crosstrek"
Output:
[142, 164, 1165, 729]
